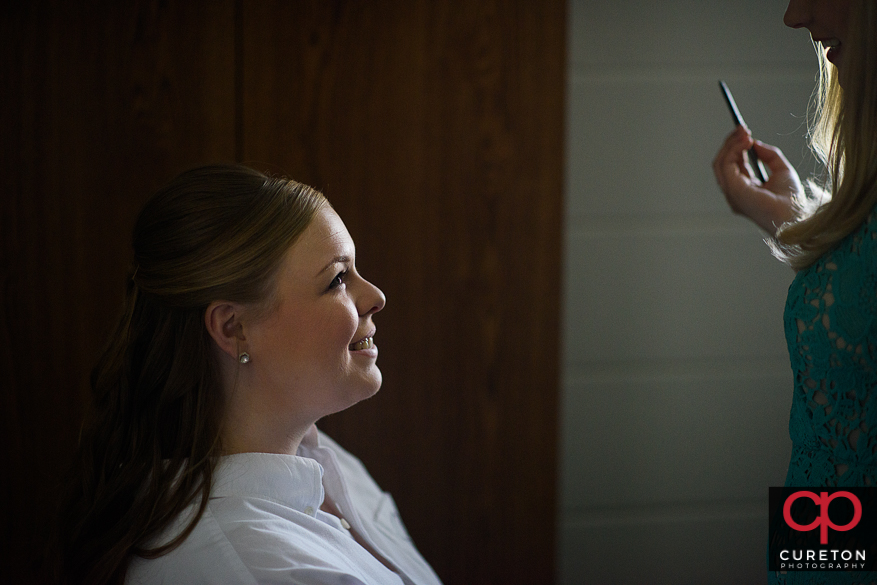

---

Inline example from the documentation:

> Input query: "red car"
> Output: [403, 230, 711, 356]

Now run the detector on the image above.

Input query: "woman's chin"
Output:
[346, 369, 383, 407]
[364, 369, 383, 398]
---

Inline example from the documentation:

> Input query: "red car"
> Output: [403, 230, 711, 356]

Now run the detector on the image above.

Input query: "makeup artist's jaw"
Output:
[784, 0, 851, 78]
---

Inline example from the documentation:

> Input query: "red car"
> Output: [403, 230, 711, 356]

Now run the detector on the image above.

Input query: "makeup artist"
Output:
[713, 0, 876, 582]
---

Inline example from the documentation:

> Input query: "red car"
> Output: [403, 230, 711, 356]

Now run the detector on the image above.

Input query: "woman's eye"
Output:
[330, 270, 347, 289]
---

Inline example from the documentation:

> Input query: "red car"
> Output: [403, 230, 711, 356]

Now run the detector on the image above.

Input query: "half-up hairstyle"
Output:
[53, 164, 326, 584]
[774, 0, 877, 269]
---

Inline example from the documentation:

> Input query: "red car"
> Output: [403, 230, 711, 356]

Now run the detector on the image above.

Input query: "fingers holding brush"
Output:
[712, 127, 799, 236]
[750, 140, 803, 198]
[713, 126, 755, 197]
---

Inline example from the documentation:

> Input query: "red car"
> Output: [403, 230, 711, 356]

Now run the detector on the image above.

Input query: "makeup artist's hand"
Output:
[712, 125, 802, 237]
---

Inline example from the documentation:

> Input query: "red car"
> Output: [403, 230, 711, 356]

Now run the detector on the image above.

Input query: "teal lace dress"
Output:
[769, 208, 877, 585]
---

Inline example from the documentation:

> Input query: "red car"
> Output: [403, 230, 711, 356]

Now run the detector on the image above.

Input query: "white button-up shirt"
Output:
[127, 426, 443, 585]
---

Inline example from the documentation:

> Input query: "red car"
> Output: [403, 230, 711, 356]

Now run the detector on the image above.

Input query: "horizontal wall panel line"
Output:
[568, 65, 816, 85]
[562, 499, 764, 528]
[562, 357, 791, 384]
[563, 215, 762, 238]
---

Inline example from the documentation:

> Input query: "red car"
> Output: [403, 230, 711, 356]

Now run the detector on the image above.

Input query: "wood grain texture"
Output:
[241, 2, 564, 583]
[0, 1, 235, 581]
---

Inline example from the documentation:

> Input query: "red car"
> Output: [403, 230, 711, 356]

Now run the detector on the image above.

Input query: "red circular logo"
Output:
[783, 490, 862, 545]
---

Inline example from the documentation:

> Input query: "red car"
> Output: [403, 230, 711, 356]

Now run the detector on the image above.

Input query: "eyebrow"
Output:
[316, 255, 350, 277]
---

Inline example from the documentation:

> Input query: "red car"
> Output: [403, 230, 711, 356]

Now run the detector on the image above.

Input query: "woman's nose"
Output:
[784, 0, 812, 29]
[358, 278, 386, 316]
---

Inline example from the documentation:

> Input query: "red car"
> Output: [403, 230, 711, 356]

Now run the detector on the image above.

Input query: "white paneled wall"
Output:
[560, 1, 819, 583]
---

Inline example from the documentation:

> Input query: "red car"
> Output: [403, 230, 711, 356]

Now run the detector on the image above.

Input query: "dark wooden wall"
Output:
[0, 2, 565, 583]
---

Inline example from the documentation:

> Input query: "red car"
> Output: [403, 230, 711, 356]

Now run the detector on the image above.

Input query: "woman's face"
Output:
[784, 0, 852, 75]
[241, 205, 386, 426]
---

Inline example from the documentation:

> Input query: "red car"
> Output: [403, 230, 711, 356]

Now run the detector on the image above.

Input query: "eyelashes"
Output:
[329, 269, 348, 290]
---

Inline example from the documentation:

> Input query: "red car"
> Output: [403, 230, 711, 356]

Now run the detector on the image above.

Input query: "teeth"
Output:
[351, 337, 374, 351]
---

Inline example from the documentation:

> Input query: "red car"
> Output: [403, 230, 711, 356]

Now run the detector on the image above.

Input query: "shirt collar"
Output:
[298, 422, 322, 452]
[210, 428, 326, 512]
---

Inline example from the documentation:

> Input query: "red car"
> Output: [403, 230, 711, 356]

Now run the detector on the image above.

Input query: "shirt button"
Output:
[304, 506, 314, 516]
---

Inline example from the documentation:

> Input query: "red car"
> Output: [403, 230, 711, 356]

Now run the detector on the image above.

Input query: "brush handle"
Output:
[720, 80, 767, 183]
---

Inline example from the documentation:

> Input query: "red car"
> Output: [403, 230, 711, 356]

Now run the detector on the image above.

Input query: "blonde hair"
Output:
[773, 0, 877, 269]
[54, 164, 326, 585]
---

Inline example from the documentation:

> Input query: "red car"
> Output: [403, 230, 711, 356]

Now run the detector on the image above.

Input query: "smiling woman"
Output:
[51, 164, 441, 585]
[209, 206, 387, 457]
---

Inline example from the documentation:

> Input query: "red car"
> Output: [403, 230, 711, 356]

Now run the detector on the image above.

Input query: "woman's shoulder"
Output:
[126, 501, 375, 584]
[126, 452, 400, 585]
[126, 506, 259, 585]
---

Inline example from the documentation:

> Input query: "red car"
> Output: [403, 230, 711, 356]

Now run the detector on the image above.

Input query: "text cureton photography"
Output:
[777, 548, 867, 571]
[768, 487, 877, 572]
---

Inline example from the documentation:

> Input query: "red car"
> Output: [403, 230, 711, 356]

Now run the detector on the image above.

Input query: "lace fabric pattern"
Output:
[769, 210, 877, 585]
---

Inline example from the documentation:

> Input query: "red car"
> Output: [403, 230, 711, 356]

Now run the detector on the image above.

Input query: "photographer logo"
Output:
[768, 487, 876, 571]
[782, 490, 862, 545]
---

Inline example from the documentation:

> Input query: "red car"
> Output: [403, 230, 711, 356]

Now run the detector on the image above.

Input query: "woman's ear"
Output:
[205, 301, 246, 360]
